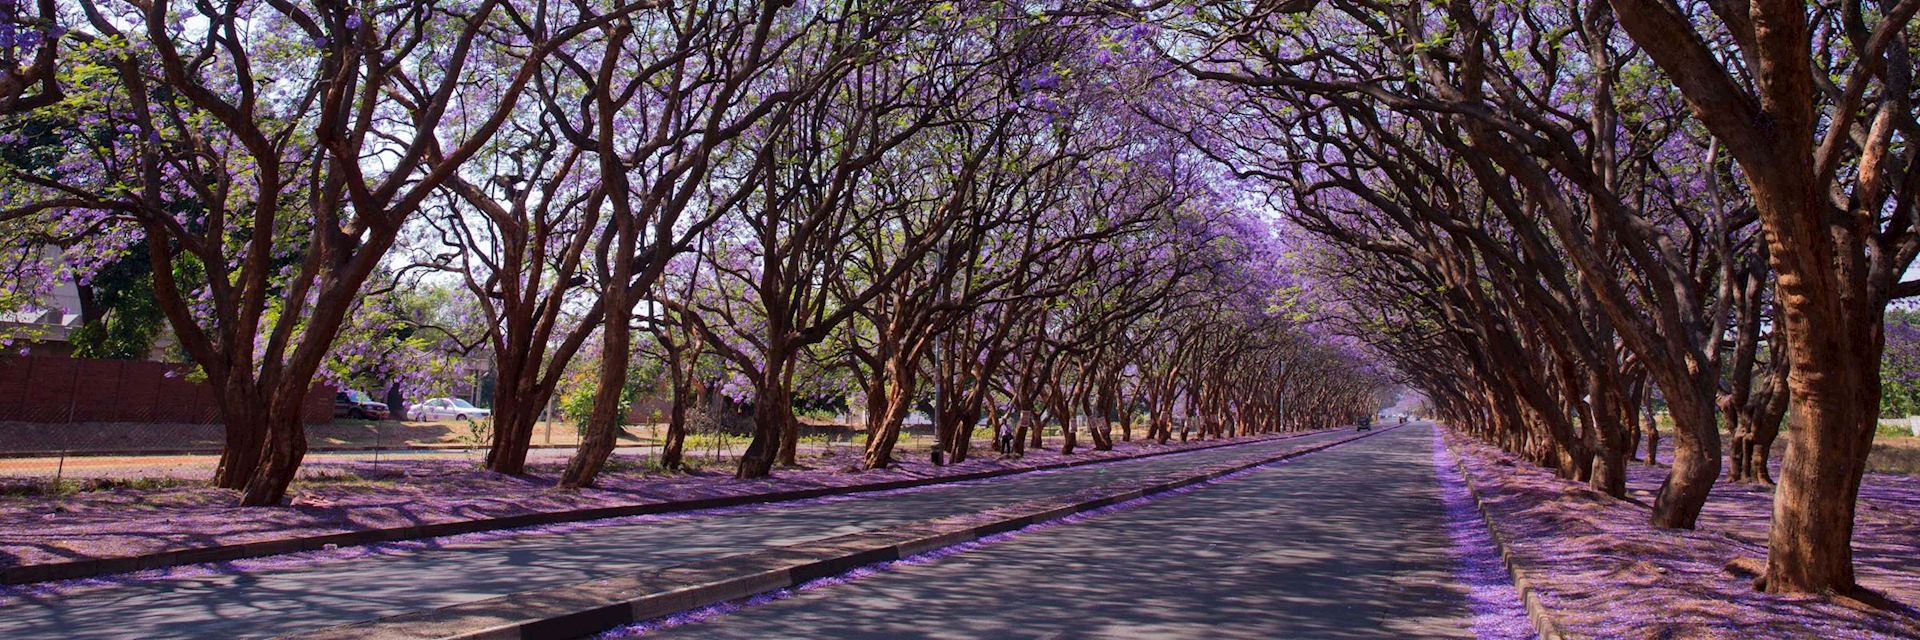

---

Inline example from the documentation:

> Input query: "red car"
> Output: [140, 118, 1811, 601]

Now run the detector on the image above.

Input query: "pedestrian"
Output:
[997, 418, 1014, 454]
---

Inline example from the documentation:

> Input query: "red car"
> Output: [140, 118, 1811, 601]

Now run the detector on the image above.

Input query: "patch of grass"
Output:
[290, 469, 391, 489]
[797, 433, 829, 448]
[684, 432, 747, 452]
[0, 480, 65, 498]
[0, 475, 203, 498]
[84, 476, 201, 492]
[1876, 422, 1918, 439]
[618, 454, 708, 475]
[599, 456, 644, 474]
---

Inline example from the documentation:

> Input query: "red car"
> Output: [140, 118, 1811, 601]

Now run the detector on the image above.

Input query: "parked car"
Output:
[335, 389, 391, 420]
[414, 397, 492, 422]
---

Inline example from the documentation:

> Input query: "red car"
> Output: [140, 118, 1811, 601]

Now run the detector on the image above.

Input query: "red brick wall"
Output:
[0, 356, 334, 424]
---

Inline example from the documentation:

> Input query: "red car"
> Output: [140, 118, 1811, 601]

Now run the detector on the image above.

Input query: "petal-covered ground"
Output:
[1448, 432, 1920, 639]
[1430, 429, 1535, 639]
[0, 434, 1288, 572]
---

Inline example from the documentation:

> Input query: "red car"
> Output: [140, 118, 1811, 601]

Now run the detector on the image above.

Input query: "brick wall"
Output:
[0, 356, 333, 424]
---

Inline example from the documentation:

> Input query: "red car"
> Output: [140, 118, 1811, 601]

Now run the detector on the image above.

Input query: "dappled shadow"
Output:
[0, 430, 1338, 572]
[1456, 436, 1920, 638]
[0, 431, 1356, 639]
[645, 426, 1480, 640]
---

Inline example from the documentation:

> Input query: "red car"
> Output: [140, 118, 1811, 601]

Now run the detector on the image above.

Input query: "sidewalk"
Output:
[1446, 431, 1920, 638]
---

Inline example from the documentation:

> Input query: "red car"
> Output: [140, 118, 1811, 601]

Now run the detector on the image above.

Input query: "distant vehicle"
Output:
[335, 390, 391, 420]
[1358, 416, 1373, 431]
[414, 397, 492, 422]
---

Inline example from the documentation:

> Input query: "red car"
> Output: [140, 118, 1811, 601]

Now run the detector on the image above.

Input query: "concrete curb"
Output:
[1443, 434, 1576, 640]
[2, 430, 1330, 586]
[284, 426, 1400, 640]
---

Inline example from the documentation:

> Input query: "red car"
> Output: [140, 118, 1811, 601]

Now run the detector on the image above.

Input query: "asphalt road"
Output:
[0, 430, 1359, 639]
[639, 424, 1475, 640]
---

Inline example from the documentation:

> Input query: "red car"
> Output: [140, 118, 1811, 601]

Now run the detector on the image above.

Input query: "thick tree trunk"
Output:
[1086, 389, 1114, 451]
[737, 365, 792, 479]
[485, 389, 543, 475]
[1059, 415, 1077, 455]
[863, 376, 914, 470]
[1089, 418, 1113, 451]
[560, 316, 632, 488]
[1027, 405, 1046, 450]
[1649, 375, 1720, 529]
[777, 365, 800, 468]
[212, 379, 264, 490]
[1744, 365, 1790, 484]
[1012, 409, 1035, 456]
[238, 398, 308, 506]
[943, 407, 978, 464]
[1733, 333, 1791, 483]
[859, 375, 888, 446]
[1763, 313, 1882, 593]
[660, 377, 690, 471]
[1587, 369, 1629, 498]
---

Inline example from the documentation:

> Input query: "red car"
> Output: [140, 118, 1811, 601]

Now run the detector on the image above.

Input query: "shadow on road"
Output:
[644, 425, 1477, 640]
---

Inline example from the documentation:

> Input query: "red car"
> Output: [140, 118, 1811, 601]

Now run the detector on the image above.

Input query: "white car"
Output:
[414, 397, 492, 422]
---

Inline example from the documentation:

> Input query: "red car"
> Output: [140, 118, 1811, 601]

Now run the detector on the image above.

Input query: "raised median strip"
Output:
[2, 429, 1334, 586]
[284, 426, 1397, 640]
[1444, 435, 1574, 640]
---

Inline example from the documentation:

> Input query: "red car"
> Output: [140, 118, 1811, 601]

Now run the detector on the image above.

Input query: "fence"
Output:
[0, 355, 340, 480]
[0, 355, 332, 424]
[0, 358, 956, 488]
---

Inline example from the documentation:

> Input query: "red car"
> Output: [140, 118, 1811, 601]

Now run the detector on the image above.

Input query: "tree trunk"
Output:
[1643, 397, 1659, 466]
[1587, 368, 1629, 498]
[776, 365, 800, 467]
[1051, 383, 1077, 455]
[238, 399, 308, 506]
[1059, 414, 1077, 455]
[737, 360, 792, 479]
[1743, 359, 1790, 484]
[212, 378, 264, 490]
[1012, 409, 1034, 456]
[863, 373, 914, 470]
[1649, 380, 1720, 529]
[943, 407, 978, 464]
[485, 387, 541, 475]
[1763, 312, 1882, 593]
[661, 374, 690, 471]
[560, 316, 632, 488]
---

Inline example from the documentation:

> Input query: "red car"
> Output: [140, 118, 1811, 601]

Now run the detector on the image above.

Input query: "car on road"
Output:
[335, 389, 391, 420]
[414, 397, 492, 422]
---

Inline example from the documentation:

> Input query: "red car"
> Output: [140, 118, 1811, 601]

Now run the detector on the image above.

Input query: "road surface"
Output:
[0, 430, 1360, 639]
[640, 424, 1478, 639]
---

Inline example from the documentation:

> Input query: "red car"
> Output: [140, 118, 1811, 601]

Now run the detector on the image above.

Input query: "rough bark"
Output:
[737, 358, 794, 479]
[863, 361, 916, 469]
[560, 311, 632, 489]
